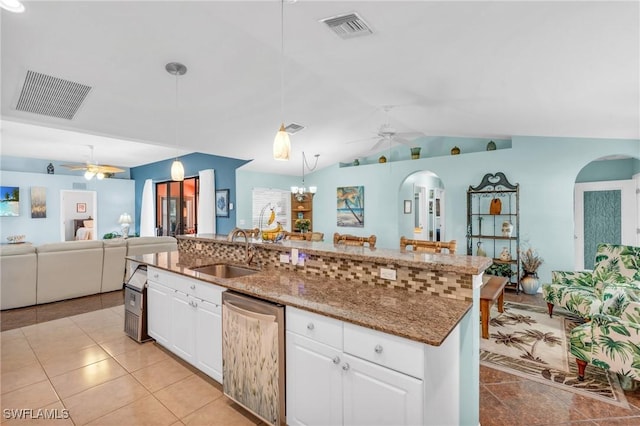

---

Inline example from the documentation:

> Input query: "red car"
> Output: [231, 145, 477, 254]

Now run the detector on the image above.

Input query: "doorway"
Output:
[399, 171, 446, 242]
[155, 177, 199, 236]
[60, 190, 98, 241]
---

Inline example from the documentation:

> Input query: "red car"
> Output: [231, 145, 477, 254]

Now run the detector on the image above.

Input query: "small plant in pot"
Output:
[295, 218, 311, 233]
[519, 247, 543, 294]
[485, 262, 515, 278]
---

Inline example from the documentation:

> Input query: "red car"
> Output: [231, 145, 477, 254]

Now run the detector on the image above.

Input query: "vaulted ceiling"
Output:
[1, 1, 638, 175]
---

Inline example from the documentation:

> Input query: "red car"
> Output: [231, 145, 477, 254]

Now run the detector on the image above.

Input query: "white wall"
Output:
[0, 171, 135, 245]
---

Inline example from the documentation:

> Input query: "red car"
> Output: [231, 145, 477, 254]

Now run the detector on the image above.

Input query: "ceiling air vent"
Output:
[321, 12, 373, 39]
[285, 122, 305, 134]
[16, 70, 92, 120]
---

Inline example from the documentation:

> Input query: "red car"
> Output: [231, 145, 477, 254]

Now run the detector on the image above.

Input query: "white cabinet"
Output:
[147, 280, 171, 346]
[146, 267, 224, 383]
[286, 332, 343, 426]
[286, 307, 424, 426]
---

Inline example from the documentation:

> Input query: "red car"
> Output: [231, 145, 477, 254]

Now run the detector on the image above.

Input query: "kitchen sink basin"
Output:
[190, 263, 258, 279]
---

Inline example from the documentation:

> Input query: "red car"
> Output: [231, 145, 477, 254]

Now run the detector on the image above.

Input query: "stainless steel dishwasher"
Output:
[222, 291, 285, 426]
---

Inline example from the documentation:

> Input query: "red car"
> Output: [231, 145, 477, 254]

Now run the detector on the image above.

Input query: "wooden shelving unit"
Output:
[291, 193, 313, 232]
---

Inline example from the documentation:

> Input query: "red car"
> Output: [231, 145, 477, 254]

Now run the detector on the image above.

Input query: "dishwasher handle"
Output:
[223, 299, 277, 323]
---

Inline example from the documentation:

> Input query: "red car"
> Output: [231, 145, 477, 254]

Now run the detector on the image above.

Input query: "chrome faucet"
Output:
[227, 228, 257, 265]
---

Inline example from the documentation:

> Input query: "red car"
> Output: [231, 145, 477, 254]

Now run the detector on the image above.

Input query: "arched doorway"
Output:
[574, 155, 639, 270]
[399, 170, 445, 242]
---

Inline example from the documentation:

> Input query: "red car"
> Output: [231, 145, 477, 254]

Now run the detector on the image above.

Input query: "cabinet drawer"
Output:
[286, 307, 343, 350]
[174, 275, 224, 305]
[147, 267, 174, 287]
[343, 322, 424, 379]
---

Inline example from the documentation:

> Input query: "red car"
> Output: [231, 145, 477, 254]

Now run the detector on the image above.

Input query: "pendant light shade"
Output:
[171, 159, 185, 181]
[273, 123, 291, 161]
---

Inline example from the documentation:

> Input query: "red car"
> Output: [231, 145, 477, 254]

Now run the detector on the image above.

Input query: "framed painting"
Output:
[31, 186, 46, 218]
[216, 189, 230, 217]
[77, 203, 86, 213]
[337, 186, 364, 227]
[403, 200, 412, 214]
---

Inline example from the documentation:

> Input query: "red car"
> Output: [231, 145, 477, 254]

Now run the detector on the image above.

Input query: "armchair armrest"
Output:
[551, 270, 594, 287]
[600, 283, 640, 322]
[590, 314, 640, 375]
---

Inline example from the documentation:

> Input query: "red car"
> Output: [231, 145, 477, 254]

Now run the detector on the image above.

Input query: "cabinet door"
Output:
[147, 281, 171, 346]
[286, 332, 342, 426]
[170, 291, 196, 364]
[195, 299, 222, 383]
[342, 354, 423, 426]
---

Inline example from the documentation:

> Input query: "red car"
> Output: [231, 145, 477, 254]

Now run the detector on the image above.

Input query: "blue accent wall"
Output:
[130, 152, 250, 235]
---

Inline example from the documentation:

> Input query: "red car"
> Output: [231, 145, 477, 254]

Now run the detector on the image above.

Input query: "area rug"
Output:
[480, 302, 630, 408]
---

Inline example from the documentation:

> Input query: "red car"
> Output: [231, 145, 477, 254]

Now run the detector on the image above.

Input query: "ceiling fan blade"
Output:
[61, 164, 88, 171]
[393, 137, 415, 147]
[97, 165, 125, 173]
[395, 131, 425, 139]
[369, 138, 388, 152]
[345, 136, 378, 145]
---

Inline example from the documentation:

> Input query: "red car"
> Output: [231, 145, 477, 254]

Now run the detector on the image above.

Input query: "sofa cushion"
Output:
[592, 244, 640, 283]
[1, 245, 37, 309]
[37, 240, 103, 253]
[102, 239, 127, 293]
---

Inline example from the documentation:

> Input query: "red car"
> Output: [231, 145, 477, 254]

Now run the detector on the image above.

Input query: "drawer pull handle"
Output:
[190, 284, 196, 290]
[374, 344, 383, 354]
[307, 323, 314, 330]
[332, 356, 340, 365]
[342, 363, 350, 371]
[153, 273, 159, 278]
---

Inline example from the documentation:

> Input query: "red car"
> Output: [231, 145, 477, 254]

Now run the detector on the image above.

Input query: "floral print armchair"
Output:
[542, 244, 640, 319]
[570, 291, 640, 386]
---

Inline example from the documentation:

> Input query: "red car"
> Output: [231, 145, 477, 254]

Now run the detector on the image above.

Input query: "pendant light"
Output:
[273, 0, 290, 160]
[166, 62, 187, 181]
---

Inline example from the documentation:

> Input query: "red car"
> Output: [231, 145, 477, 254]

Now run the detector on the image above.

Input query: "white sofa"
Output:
[1, 245, 38, 310]
[0, 236, 177, 309]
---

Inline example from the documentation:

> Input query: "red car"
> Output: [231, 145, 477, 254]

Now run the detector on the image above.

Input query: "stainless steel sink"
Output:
[190, 263, 258, 279]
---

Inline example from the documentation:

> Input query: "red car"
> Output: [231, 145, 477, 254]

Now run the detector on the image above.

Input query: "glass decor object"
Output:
[486, 140, 497, 151]
[451, 146, 460, 155]
[410, 147, 421, 159]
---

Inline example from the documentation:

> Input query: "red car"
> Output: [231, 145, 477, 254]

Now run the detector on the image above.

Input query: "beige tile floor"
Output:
[0, 305, 262, 425]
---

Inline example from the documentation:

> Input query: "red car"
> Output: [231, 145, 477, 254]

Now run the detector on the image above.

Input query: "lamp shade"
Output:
[84, 170, 95, 180]
[118, 213, 132, 224]
[273, 124, 290, 161]
[171, 159, 185, 181]
[0, 0, 25, 13]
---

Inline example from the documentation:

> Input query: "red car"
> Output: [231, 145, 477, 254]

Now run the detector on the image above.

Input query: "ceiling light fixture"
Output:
[273, 0, 290, 161]
[0, 0, 25, 13]
[291, 152, 319, 201]
[166, 62, 187, 181]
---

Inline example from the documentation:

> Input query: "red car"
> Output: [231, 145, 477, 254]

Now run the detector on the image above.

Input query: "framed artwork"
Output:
[31, 187, 47, 218]
[403, 200, 412, 214]
[216, 189, 230, 217]
[77, 203, 86, 213]
[0, 186, 19, 217]
[337, 186, 364, 227]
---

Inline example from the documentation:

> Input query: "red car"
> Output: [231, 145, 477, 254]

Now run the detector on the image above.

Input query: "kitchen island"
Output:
[129, 234, 491, 426]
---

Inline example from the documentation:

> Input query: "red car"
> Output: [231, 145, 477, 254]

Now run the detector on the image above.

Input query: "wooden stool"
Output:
[480, 276, 508, 339]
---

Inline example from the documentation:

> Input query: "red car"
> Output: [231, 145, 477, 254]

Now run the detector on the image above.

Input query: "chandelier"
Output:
[291, 152, 319, 202]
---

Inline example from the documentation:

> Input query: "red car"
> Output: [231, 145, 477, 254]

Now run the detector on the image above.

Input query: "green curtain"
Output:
[583, 190, 621, 269]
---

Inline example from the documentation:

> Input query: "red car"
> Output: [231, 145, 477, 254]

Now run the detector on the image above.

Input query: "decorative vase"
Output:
[499, 247, 511, 262]
[501, 221, 513, 237]
[47, 163, 54, 174]
[378, 155, 387, 163]
[520, 272, 540, 295]
[451, 146, 460, 155]
[486, 140, 497, 151]
[410, 147, 421, 159]
[476, 241, 486, 257]
[353, 159, 360, 166]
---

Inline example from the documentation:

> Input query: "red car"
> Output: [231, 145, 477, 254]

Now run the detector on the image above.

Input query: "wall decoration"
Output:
[403, 200, 412, 214]
[337, 186, 364, 227]
[0, 186, 20, 217]
[216, 189, 230, 217]
[76, 202, 86, 213]
[47, 163, 55, 174]
[30, 186, 46, 218]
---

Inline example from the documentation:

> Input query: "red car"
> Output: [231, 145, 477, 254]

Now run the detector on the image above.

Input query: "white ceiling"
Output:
[1, 1, 638, 175]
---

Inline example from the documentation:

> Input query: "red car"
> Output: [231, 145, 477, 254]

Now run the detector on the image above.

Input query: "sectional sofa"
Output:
[0, 236, 177, 310]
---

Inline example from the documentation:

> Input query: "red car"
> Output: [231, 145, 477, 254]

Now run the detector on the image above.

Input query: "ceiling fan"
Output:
[62, 145, 124, 180]
[347, 105, 424, 153]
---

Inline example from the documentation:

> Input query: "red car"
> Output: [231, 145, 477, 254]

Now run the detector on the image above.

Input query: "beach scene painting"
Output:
[337, 186, 364, 227]
[0, 186, 19, 217]
[31, 186, 46, 218]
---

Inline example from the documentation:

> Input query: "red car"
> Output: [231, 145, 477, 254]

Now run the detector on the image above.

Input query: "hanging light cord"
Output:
[174, 72, 179, 160]
[280, 0, 285, 123]
[301, 152, 319, 187]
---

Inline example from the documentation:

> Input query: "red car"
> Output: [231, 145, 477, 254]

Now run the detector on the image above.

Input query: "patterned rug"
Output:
[480, 302, 630, 408]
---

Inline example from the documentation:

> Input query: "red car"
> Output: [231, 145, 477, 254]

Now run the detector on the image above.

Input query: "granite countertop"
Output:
[130, 251, 473, 347]
[178, 234, 491, 275]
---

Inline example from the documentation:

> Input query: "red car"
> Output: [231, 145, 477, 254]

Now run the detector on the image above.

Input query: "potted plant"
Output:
[485, 262, 515, 278]
[519, 247, 544, 294]
[295, 218, 311, 233]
